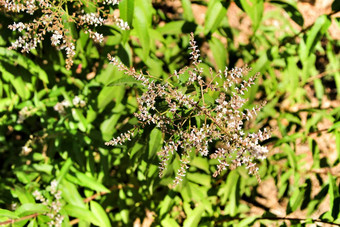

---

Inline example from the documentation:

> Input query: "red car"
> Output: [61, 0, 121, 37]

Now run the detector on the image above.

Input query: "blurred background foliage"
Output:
[0, 0, 340, 226]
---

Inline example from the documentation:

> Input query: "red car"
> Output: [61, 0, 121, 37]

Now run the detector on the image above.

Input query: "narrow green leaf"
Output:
[157, 21, 186, 35]
[148, 128, 162, 159]
[209, 37, 227, 70]
[65, 204, 101, 226]
[119, 0, 134, 26]
[56, 158, 73, 183]
[60, 180, 85, 208]
[181, 0, 194, 22]
[0, 47, 49, 83]
[306, 15, 331, 56]
[90, 201, 111, 227]
[106, 76, 141, 86]
[134, 3, 150, 60]
[0, 209, 19, 218]
[204, 0, 227, 35]
[240, 0, 264, 32]
[314, 78, 324, 101]
[119, 0, 134, 42]
[15, 204, 49, 216]
[270, 0, 304, 26]
[329, 173, 340, 212]
[72, 108, 88, 132]
[73, 171, 110, 193]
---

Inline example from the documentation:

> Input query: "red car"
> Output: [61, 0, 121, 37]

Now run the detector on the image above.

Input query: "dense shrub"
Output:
[0, 0, 340, 226]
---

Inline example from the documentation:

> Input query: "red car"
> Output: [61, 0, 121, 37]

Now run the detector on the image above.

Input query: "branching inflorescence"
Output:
[1, 0, 129, 69]
[106, 33, 270, 187]
[33, 180, 63, 227]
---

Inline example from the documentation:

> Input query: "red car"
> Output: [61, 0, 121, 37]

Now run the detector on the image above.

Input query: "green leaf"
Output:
[15, 204, 49, 216]
[134, 2, 150, 60]
[13, 186, 35, 204]
[60, 180, 85, 208]
[0, 47, 49, 83]
[190, 156, 210, 173]
[106, 76, 142, 86]
[73, 171, 110, 193]
[328, 121, 340, 133]
[270, 0, 304, 26]
[119, 0, 134, 42]
[97, 86, 125, 111]
[204, 0, 227, 35]
[240, 0, 264, 32]
[90, 201, 111, 227]
[187, 173, 211, 187]
[183, 203, 205, 227]
[157, 21, 186, 35]
[0, 209, 19, 219]
[209, 37, 227, 70]
[72, 108, 88, 132]
[309, 138, 320, 169]
[329, 173, 340, 213]
[218, 170, 239, 205]
[120, 0, 134, 25]
[161, 215, 180, 227]
[228, 173, 241, 216]
[336, 131, 340, 163]
[148, 128, 162, 159]
[284, 144, 297, 171]
[181, 0, 194, 22]
[305, 15, 331, 57]
[287, 184, 305, 214]
[56, 158, 73, 183]
[65, 204, 101, 226]
[314, 79, 324, 101]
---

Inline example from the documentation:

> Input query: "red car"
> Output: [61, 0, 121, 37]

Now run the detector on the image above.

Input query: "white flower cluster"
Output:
[33, 180, 63, 227]
[102, 0, 120, 5]
[51, 32, 63, 46]
[1, 0, 38, 14]
[17, 106, 31, 123]
[21, 145, 32, 155]
[106, 33, 271, 187]
[114, 17, 130, 30]
[9, 35, 42, 53]
[54, 100, 70, 115]
[105, 130, 134, 146]
[79, 13, 105, 27]
[54, 96, 86, 115]
[86, 30, 104, 43]
[1, 0, 127, 69]
[72, 96, 86, 107]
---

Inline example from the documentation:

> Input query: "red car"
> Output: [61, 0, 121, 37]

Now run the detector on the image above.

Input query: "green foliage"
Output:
[1, 0, 340, 226]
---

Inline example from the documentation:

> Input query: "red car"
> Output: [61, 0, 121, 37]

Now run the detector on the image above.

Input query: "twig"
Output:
[216, 216, 340, 226]
[0, 213, 39, 226]
[305, 69, 340, 85]
[279, 11, 338, 48]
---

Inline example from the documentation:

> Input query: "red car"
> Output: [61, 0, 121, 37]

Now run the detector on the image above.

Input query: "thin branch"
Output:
[216, 216, 340, 226]
[0, 213, 39, 225]
[279, 11, 338, 48]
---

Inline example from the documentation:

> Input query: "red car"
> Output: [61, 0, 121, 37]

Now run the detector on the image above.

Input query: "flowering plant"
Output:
[106, 33, 271, 187]
[0, 0, 129, 69]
